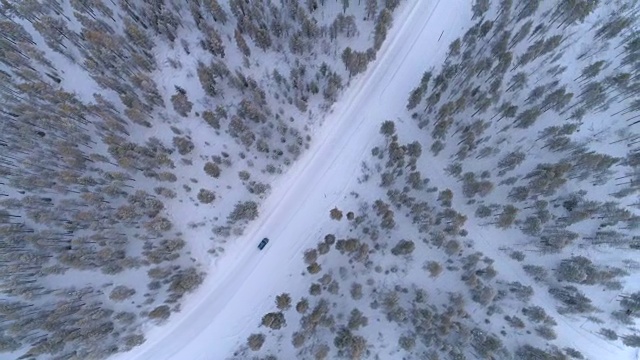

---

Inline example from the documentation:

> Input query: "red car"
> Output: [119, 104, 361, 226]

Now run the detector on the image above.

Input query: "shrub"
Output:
[324, 234, 336, 245]
[612, 309, 634, 324]
[505, 315, 525, 329]
[438, 189, 453, 206]
[197, 189, 216, 204]
[425, 261, 443, 277]
[549, 286, 595, 314]
[330, 207, 343, 220]
[148, 266, 172, 279]
[123, 334, 146, 349]
[391, 240, 415, 256]
[347, 309, 368, 330]
[204, 162, 221, 178]
[407, 171, 424, 189]
[109, 286, 136, 302]
[471, 329, 504, 358]
[314, 344, 330, 360]
[508, 186, 530, 202]
[115, 312, 137, 325]
[317, 242, 330, 255]
[144, 216, 173, 234]
[309, 283, 322, 296]
[398, 335, 416, 351]
[556, 256, 597, 284]
[247, 333, 265, 351]
[246, 181, 270, 195]
[238, 170, 250, 180]
[292, 331, 306, 348]
[350, 283, 363, 300]
[496, 205, 518, 229]
[380, 120, 395, 136]
[380, 172, 395, 187]
[471, 285, 496, 306]
[535, 326, 557, 340]
[296, 298, 309, 314]
[623, 335, 640, 347]
[157, 172, 178, 182]
[228, 201, 259, 222]
[304, 249, 318, 265]
[336, 238, 360, 253]
[475, 205, 492, 218]
[564, 347, 584, 359]
[516, 345, 566, 360]
[172, 136, 194, 155]
[430, 140, 445, 155]
[276, 293, 292, 311]
[373, 9, 393, 50]
[319, 274, 332, 286]
[508, 282, 534, 302]
[444, 239, 461, 256]
[522, 306, 550, 323]
[620, 293, 640, 312]
[169, 267, 203, 295]
[261, 312, 286, 330]
[600, 328, 618, 340]
[328, 281, 340, 295]
[333, 327, 367, 359]
[307, 262, 322, 274]
[154, 186, 177, 199]
[148, 305, 171, 321]
[202, 110, 220, 129]
[171, 87, 193, 117]
[148, 281, 161, 290]
[523, 264, 548, 282]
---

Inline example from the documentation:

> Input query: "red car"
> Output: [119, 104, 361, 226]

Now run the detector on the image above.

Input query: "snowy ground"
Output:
[109, 0, 470, 358]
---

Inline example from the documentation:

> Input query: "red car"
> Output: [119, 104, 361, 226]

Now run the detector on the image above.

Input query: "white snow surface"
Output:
[111, 0, 468, 359]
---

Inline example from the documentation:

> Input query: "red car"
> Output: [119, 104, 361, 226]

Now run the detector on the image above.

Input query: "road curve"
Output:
[111, 1, 469, 359]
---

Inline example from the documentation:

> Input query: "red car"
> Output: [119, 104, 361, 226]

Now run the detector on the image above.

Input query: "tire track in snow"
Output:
[379, 0, 442, 100]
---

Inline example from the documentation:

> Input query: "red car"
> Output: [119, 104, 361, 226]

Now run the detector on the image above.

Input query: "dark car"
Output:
[258, 237, 269, 250]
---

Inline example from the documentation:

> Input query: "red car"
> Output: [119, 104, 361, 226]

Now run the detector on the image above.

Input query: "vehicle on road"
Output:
[257, 238, 269, 250]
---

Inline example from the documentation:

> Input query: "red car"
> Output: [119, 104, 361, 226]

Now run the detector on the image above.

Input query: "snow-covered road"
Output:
[112, 0, 470, 359]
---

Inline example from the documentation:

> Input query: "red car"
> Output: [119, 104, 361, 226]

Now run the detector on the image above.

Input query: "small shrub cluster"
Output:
[197, 189, 216, 204]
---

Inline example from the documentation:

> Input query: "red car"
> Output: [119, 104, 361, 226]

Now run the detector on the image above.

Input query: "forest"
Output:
[229, 0, 640, 359]
[0, 0, 403, 359]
